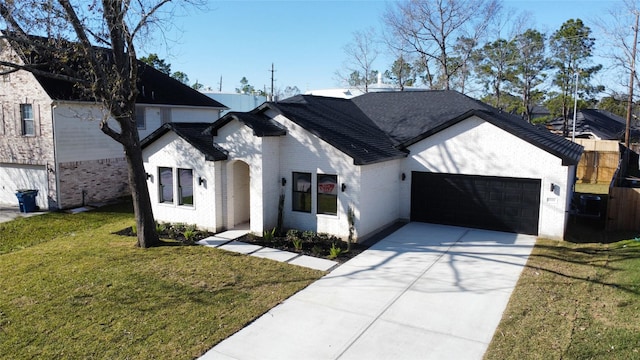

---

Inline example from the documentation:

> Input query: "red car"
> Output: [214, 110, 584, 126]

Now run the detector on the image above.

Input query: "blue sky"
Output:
[141, 0, 621, 94]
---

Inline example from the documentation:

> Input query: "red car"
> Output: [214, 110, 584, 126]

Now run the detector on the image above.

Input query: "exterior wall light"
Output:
[199, 177, 206, 186]
[341, 183, 346, 192]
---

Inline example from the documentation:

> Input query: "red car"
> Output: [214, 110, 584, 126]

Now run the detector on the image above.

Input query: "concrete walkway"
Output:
[196, 230, 339, 272]
[200, 222, 536, 360]
[0, 206, 46, 223]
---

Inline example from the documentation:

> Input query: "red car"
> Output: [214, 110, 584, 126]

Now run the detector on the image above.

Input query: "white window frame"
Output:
[20, 103, 35, 136]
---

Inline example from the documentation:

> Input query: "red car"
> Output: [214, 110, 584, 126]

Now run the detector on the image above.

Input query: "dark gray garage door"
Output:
[411, 172, 541, 235]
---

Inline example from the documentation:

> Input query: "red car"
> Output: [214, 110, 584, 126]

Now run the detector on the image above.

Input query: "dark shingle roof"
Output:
[33, 62, 226, 108]
[206, 112, 287, 137]
[209, 91, 582, 166]
[141, 123, 227, 161]
[352, 90, 494, 146]
[268, 95, 409, 165]
[547, 109, 640, 140]
[8, 34, 226, 108]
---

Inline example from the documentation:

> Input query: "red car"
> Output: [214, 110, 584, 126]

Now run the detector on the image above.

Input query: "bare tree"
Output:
[337, 27, 379, 92]
[0, 0, 200, 248]
[596, 0, 640, 145]
[384, 0, 501, 91]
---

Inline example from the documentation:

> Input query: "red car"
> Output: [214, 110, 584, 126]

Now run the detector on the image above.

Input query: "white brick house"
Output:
[0, 39, 226, 210]
[142, 91, 583, 241]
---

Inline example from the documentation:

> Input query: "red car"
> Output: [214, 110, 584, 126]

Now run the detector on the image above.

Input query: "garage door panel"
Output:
[0, 164, 48, 208]
[411, 172, 541, 235]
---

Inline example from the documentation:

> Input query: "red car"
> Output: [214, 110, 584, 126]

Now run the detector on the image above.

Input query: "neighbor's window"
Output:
[292, 172, 312, 212]
[159, 167, 173, 203]
[178, 168, 193, 206]
[20, 104, 34, 136]
[136, 106, 146, 129]
[317, 174, 338, 215]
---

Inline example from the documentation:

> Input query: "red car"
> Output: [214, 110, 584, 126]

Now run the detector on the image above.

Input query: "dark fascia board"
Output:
[401, 109, 583, 166]
[141, 123, 228, 161]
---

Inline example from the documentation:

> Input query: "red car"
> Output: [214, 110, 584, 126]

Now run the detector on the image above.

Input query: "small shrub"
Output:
[291, 237, 303, 251]
[155, 222, 166, 234]
[328, 243, 343, 259]
[183, 228, 196, 243]
[311, 245, 324, 257]
[302, 230, 316, 242]
[286, 229, 300, 241]
[131, 224, 137, 235]
[263, 227, 276, 242]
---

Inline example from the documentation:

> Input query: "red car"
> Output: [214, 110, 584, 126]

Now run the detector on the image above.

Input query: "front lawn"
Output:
[485, 238, 640, 359]
[0, 203, 324, 359]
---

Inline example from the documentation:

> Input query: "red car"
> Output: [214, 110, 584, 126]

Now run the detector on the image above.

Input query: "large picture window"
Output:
[317, 174, 338, 215]
[159, 167, 173, 203]
[20, 104, 34, 136]
[178, 168, 193, 206]
[292, 172, 312, 212]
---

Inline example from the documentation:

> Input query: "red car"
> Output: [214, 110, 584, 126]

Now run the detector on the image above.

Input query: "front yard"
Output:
[485, 237, 640, 359]
[0, 203, 324, 359]
[2, 200, 639, 359]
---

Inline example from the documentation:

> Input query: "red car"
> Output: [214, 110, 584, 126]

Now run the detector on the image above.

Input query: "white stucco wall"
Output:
[403, 116, 572, 239]
[142, 132, 221, 231]
[271, 112, 359, 239]
[358, 159, 403, 238]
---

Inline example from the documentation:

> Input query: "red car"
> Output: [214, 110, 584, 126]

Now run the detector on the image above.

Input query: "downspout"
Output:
[51, 102, 61, 209]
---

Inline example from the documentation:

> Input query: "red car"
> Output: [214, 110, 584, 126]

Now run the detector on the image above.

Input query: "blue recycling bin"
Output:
[15, 189, 38, 213]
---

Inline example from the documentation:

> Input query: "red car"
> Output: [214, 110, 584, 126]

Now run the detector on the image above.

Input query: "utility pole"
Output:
[572, 71, 579, 142]
[269, 63, 276, 101]
[218, 75, 222, 92]
[625, 11, 639, 149]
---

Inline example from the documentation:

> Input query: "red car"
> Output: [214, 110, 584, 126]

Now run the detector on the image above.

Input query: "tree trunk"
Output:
[121, 124, 160, 248]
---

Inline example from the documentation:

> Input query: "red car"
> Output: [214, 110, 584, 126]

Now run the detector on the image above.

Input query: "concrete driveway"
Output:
[201, 222, 536, 360]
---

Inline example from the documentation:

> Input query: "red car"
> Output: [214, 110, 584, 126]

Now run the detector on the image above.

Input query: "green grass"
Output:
[0, 203, 324, 359]
[575, 182, 610, 195]
[485, 238, 640, 359]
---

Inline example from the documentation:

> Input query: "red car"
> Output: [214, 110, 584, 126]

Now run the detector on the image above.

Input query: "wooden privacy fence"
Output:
[575, 139, 620, 184]
[607, 186, 640, 231]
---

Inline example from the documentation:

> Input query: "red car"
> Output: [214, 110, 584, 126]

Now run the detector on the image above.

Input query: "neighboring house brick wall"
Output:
[404, 116, 571, 239]
[0, 44, 57, 208]
[58, 158, 129, 208]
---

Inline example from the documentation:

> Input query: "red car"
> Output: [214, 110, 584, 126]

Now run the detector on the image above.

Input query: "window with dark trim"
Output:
[20, 104, 34, 136]
[178, 168, 193, 206]
[159, 167, 173, 203]
[317, 174, 338, 215]
[292, 172, 312, 212]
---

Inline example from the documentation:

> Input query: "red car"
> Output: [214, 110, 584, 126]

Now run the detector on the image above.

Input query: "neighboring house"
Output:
[202, 92, 267, 116]
[306, 73, 425, 99]
[546, 109, 640, 141]
[0, 38, 227, 210]
[141, 91, 583, 241]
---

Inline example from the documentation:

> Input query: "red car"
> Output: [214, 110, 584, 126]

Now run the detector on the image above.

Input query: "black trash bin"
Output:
[15, 189, 39, 213]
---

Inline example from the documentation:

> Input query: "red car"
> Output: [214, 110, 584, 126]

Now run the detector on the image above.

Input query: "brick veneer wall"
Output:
[58, 157, 130, 208]
[0, 42, 58, 208]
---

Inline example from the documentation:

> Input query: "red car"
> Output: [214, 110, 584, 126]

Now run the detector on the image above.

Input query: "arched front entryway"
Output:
[228, 160, 250, 229]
